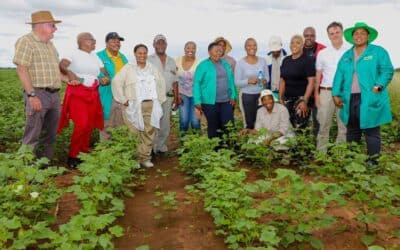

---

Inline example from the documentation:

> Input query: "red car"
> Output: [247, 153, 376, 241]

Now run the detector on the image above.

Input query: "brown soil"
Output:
[53, 169, 81, 227]
[113, 155, 227, 250]
[48, 131, 400, 250]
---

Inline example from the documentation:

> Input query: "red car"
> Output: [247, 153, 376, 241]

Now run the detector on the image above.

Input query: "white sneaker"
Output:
[140, 161, 154, 168]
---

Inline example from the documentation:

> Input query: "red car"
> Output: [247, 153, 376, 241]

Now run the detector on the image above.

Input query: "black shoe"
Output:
[67, 157, 80, 169]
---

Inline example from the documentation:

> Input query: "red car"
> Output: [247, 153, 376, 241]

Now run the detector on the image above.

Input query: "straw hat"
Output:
[26, 10, 61, 24]
[214, 36, 233, 54]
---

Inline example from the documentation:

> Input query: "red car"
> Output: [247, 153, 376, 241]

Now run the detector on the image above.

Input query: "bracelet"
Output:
[298, 97, 307, 104]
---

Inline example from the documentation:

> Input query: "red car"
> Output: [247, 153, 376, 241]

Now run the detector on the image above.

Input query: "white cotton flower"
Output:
[14, 185, 24, 193]
[30, 192, 39, 199]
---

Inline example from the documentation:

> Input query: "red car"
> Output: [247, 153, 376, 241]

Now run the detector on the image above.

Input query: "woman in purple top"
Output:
[235, 38, 269, 129]
[279, 35, 315, 130]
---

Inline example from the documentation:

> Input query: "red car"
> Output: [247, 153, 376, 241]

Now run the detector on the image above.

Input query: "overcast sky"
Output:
[0, 0, 399, 68]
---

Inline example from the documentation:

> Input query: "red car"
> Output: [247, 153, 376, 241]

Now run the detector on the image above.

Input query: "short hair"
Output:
[77, 32, 91, 44]
[244, 37, 257, 47]
[326, 21, 343, 32]
[134, 44, 148, 53]
[184, 41, 197, 49]
[303, 26, 316, 35]
[208, 42, 219, 51]
[291, 34, 304, 45]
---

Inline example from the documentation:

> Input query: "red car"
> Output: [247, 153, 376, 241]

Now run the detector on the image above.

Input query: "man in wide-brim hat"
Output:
[13, 10, 62, 161]
[332, 22, 394, 165]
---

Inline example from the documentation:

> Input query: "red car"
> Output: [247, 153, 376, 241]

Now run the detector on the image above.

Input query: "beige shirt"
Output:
[13, 32, 61, 88]
[148, 54, 177, 94]
[254, 103, 290, 135]
[112, 62, 166, 105]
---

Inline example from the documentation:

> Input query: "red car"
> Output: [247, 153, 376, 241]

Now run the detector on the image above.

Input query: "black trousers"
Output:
[202, 102, 234, 138]
[241, 93, 260, 129]
[347, 93, 381, 156]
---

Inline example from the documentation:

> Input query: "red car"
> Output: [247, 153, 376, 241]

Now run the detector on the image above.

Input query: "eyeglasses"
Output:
[45, 23, 56, 28]
[85, 38, 96, 42]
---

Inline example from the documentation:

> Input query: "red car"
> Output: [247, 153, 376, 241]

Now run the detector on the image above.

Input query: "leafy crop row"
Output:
[0, 127, 139, 249]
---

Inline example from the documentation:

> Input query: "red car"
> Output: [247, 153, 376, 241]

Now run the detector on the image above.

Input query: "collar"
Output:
[264, 105, 277, 114]
[106, 49, 121, 59]
[31, 31, 46, 43]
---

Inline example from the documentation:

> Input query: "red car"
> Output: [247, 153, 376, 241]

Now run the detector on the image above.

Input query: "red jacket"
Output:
[315, 42, 326, 58]
[58, 82, 104, 133]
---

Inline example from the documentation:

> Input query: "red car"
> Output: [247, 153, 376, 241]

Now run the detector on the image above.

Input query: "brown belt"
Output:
[36, 87, 60, 93]
[319, 86, 332, 90]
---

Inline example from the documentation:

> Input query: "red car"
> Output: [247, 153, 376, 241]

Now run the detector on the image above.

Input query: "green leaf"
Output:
[345, 162, 366, 173]
[69, 229, 83, 241]
[154, 213, 163, 220]
[368, 246, 385, 250]
[136, 245, 150, 250]
[309, 237, 324, 249]
[260, 226, 280, 245]
[244, 209, 260, 219]
[4, 217, 21, 229]
[98, 234, 112, 249]
[361, 234, 376, 246]
[109, 225, 124, 237]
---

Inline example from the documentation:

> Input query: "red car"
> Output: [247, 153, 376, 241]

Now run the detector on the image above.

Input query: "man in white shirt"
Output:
[59, 32, 108, 168]
[314, 22, 348, 151]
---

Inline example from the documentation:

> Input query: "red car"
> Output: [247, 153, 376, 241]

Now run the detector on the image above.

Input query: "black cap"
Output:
[105, 32, 124, 42]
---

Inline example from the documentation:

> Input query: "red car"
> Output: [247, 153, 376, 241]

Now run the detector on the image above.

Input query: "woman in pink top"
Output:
[175, 41, 200, 133]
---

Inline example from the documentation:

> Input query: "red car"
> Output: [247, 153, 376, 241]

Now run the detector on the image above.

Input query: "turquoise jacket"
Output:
[332, 44, 394, 129]
[96, 49, 128, 120]
[193, 58, 237, 105]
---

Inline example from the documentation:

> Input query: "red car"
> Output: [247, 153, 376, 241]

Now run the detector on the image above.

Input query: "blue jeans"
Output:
[179, 94, 201, 132]
[202, 102, 234, 138]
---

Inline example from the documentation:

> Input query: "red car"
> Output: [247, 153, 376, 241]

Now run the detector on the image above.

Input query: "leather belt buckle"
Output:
[44, 87, 60, 93]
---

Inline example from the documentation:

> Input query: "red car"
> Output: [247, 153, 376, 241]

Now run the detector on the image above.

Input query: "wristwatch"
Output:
[27, 90, 36, 97]
[374, 85, 383, 92]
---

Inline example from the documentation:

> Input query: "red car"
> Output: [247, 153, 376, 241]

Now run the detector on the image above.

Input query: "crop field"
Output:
[1, 68, 400, 250]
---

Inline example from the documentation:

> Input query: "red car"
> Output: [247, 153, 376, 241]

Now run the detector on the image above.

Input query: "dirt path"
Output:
[114, 155, 227, 250]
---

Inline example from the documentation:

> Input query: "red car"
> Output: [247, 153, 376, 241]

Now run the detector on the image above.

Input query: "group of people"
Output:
[14, 10, 394, 169]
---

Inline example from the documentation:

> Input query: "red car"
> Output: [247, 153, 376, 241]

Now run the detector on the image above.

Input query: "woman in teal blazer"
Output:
[193, 42, 238, 138]
[332, 22, 394, 162]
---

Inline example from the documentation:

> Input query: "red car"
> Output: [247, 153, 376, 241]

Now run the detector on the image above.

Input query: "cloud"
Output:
[0, 32, 17, 37]
[0, 0, 135, 17]
[187, 0, 398, 12]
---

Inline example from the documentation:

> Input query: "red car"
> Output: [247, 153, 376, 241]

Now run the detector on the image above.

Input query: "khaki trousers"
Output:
[123, 101, 155, 163]
[316, 89, 347, 150]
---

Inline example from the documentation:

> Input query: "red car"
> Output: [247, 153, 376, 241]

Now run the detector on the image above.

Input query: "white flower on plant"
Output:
[30, 192, 39, 199]
[14, 185, 24, 194]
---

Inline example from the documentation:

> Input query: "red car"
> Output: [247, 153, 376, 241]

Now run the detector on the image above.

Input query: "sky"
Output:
[0, 0, 399, 68]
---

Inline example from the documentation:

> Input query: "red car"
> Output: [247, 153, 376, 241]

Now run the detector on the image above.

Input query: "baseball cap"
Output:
[153, 34, 167, 44]
[268, 36, 283, 52]
[105, 32, 124, 42]
[258, 89, 275, 105]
